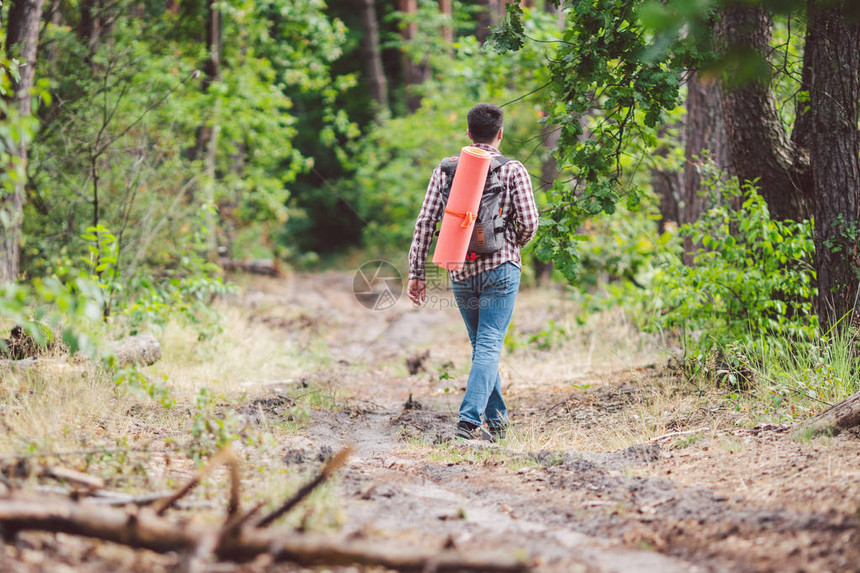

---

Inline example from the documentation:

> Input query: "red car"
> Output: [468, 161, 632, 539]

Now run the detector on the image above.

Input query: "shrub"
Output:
[649, 168, 816, 355]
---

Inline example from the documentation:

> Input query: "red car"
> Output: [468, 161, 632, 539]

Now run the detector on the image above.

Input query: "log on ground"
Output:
[0, 497, 531, 572]
[801, 389, 860, 435]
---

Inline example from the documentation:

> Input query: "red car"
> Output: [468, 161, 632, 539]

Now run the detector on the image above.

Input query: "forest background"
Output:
[1, 0, 860, 420]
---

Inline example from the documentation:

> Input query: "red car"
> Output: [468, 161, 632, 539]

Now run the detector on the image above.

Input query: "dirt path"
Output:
[241, 272, 860, 573]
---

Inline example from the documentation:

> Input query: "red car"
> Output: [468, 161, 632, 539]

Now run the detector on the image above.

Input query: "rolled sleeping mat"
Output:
[432, 146, 492, 271]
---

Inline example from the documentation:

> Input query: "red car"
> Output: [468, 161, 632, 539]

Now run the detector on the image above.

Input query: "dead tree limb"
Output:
[801, 389, 860, 436]
[0, 498, 530, 571]
[0, 446, 530, 571]
[40, 466, 105, 490]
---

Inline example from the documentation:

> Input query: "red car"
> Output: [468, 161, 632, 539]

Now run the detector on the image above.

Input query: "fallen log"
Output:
[109, 334, 161, 368]
[219, 257, 280, 277]
[0, 498, 529, 571]
[801, 388, 860, 436]
[0, 334, 161, 372]
[0, 446, 531, 571]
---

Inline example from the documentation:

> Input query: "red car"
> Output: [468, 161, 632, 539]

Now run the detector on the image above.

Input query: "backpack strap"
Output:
[489, 155, 512, 173]
[439, 156, 459, 199]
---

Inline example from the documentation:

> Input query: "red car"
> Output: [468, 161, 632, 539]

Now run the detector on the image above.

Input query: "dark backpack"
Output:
[438, 154, 512, 260]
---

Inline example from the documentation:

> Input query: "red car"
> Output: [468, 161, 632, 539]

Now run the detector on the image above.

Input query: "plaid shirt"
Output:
[408, 143, 539, 282]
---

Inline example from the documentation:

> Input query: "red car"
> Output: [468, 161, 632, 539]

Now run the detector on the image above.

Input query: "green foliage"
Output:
[492, 0, 684, 280]
[113, 367, 176, 410]
[0, 277, 106, 357]
[22, 0, 353, 283]
[121, 208, 233, 339]
[188, 387, 244, 464]
[346, 7, 558, 258]
[649, 168, 816, 354]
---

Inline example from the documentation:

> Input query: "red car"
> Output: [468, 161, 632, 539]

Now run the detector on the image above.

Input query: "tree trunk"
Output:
[1, 0, 46, 285]
[398, 0, 427, 112]
[193, 0, 222, 257]
[359, 0, 388, 111]
[476, 0, 504, 44]
[77, 0, 100, 49]
[806, 0, 860, 329]
[717, 6, 811, 222]
[683, 72, 729, 223]
[439, 0, 454, 44]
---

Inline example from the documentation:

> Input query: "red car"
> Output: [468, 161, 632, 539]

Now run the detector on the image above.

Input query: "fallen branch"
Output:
[0, 446, 531, 571]
[256, 446, 351, 528]
[155, 447, 238, 516]
[219, 257, 280, 277]
[647, 427, 709, 443]
[0, 498, 529, 571]
[41, 467, 105, 490]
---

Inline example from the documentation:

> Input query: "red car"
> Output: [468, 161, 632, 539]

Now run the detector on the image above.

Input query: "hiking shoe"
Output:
[455, 420, 479, 440]
[487, 423, 507, 442]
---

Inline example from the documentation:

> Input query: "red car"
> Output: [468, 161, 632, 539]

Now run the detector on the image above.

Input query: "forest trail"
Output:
[237, 271, 860, 573]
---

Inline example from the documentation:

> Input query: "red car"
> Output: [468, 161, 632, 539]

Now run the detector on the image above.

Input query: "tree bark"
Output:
[193, 0, 222, 258]
[802, 389, 860, 436]
[398, 0, 427, 112]
[1, 0, 46, 285]
[806, 0, 860, 328]
[476, 0, 504, 44]
[717, 6, 811, 222]
[77, 0, 100, 50]
[359, 0, 389, 111]
[683, 72, 729, 223]
[439, 0, 454, 44]
[0, 498, 530, 571]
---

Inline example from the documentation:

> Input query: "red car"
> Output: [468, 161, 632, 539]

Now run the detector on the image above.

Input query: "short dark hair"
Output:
[467, 103, 504, 143]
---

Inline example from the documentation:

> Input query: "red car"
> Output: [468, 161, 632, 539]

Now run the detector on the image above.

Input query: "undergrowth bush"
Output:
[649, 168, 816, 356]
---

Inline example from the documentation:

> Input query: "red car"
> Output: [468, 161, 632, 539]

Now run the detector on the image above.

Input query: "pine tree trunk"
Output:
[807, 0, 860, 328]
[78, 0, 100, 49]
[717, 6, 811, 222]
[398, 0, 427, 112]
[683, 72, 729, 222]
[439, 0, 454, 44]
[1, 0, 46, 285]
[359, 0, 388, 110]
[476, 0, 504, 44]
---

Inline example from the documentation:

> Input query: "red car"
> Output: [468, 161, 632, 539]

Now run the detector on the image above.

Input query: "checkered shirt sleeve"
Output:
[507, 160, 539, 247]
[407, 166, 446, 280]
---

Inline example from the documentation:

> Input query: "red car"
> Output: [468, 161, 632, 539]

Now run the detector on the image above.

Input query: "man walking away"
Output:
[406, 103, 539, 441]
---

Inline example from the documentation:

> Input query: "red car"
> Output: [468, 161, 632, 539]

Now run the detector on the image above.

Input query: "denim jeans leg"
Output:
[452, 263, 520, 427]
[485, 373, 506, 426]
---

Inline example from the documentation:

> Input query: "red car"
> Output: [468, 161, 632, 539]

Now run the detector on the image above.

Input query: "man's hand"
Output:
[407, 278, 426, 306]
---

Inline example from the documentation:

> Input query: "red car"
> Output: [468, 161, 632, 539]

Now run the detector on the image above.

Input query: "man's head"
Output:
[467, 103, 504, 144]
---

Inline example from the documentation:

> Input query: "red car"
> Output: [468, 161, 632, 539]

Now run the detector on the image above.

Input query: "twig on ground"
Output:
[647, 427, 710, 443]
[255, 446, 352, 529]
[155, 447, 238, 517]
[0, 447, 153, 462]
[41, 466, 105, 490]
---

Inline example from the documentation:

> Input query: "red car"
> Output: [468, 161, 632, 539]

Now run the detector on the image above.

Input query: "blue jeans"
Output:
[451, 262, 521, 428]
